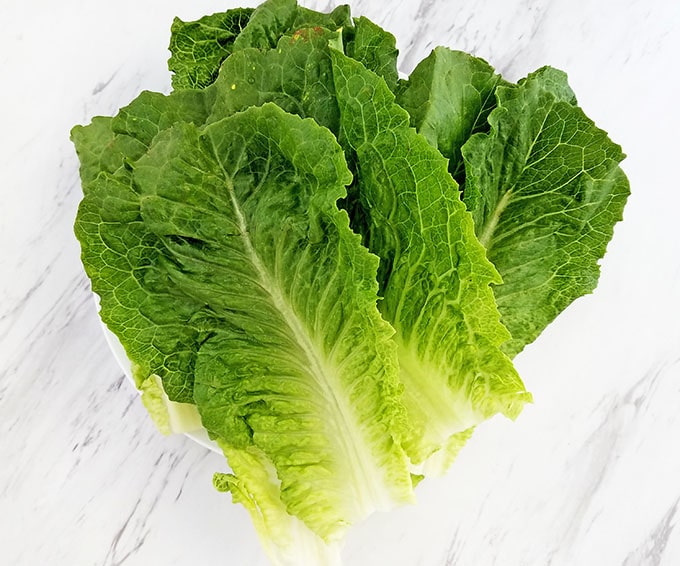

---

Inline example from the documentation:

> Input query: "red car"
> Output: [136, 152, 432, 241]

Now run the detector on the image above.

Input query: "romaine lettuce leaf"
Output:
[130, 103, 414, 540]
[208, 28, 340, 133]
[220, 0, 350, 62]
[344, 16, 400, 92]
[74, 169, 208, 403]
[462, 67, 630, 356]
[214, 443, 342, 566]
[168, 28, 531, 472]
[72, 90, 217, 403]
[396, 47, 507, 184]
[70, 116, 142, 186]
[76, 96, 416, 556]
[168, 8, 254, 90]
[329, 50, 531, 470]
[168, 0, 352, 92]
[168, 0, 398, 95]
[139, 374, 203, 434]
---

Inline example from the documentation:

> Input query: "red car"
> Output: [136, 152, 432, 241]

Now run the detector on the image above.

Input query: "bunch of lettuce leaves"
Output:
[72, 0, 629, 564]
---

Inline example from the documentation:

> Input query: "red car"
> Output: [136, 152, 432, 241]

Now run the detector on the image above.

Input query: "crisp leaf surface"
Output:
[73, 90, 217, 403]
[168, 8, 254, 90]
[292, 4, 352, 30]
[345, 16, 399, 91]
[462, 67, 630, 356]
[71, 116, 143, 188]
[232, 0, 349, 51]
[209, 29, 340, 132]
[214, 443, 342, 566]
[396, 47, 506, 184]
[74, 171, 207, 403]
[198, 34, 531, 469]
[132, 103, 414, 539]
[330, 50, 530, 467]
[169, 0, 351, 92]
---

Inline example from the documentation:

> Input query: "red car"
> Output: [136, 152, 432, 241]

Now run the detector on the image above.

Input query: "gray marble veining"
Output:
[2, 0, 679, 564]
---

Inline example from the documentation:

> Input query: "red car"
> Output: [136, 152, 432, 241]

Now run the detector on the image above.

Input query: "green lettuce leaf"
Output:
[214, 443, 342, 566]
[168, 0, 400, 96]
[205, 28, 374, 253]
[232, 0, 348, 52]
[292, 4, 352, 30]
[74, 170, 206, 403]
[462, 67, 630, 356]
[168, 8, 255, 90]
[70, 116, 142, 187]
[139, 374, 203, 434]
[168, 0, 351, 92]
[208, 28, 340, 133]
[329, 50, 531, 469]
[345, 16, 399, 92]
[396, 47, 507, 184]
[72, 90, 216, 403]
[132, 103, 414, 539]
[176, 29, 530, 472]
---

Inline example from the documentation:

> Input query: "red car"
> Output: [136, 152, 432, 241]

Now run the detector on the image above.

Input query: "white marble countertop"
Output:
[2, 0, 679, 564]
